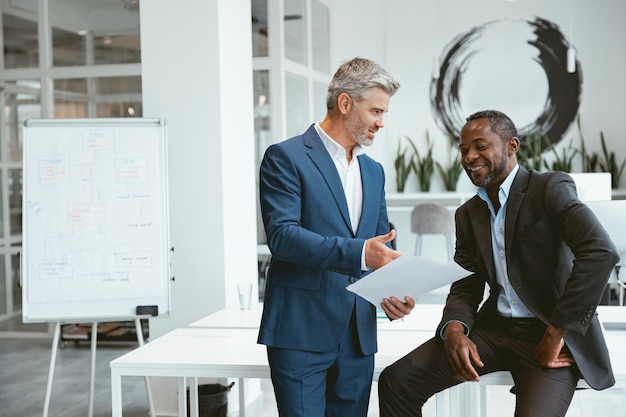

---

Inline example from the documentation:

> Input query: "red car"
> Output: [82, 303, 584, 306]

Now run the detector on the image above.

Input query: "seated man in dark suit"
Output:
[378, 109, 619, 417]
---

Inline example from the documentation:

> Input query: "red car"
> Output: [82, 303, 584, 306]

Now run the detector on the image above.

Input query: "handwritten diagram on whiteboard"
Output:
[22, 118, 170, 322]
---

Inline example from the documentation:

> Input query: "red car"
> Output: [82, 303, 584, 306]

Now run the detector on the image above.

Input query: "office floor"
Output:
[0, 337, 150, 417]
[1, 336, 625, 417]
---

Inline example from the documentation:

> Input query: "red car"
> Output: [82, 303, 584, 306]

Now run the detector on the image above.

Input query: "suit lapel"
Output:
[469, 197, 497, 282]
[504, 167, 529, 259]
[355, 155, 378, 238]
[471, 167, 529, 285]
[303, 126, 353, 233]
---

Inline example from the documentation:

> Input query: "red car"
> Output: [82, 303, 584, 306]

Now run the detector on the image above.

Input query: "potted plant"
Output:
[394, 137, 414, 192]
[436, 135, 464, 191]
[543, 136, 577, 173]
[597, 132, 626, 189]
[407, 132, 435, 192]
[576, 116, 599, 173]
[518, 133, 544, 171]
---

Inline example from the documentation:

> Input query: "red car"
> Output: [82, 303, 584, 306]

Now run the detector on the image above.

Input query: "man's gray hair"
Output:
[326, 57, 400, 111]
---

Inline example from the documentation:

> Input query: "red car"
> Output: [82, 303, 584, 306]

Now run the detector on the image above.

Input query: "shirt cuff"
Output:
[361, 241, 368, 271]
[439, 320, 470, 339]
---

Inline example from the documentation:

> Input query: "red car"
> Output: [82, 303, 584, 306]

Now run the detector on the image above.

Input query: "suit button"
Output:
[348, 277, 357, 284]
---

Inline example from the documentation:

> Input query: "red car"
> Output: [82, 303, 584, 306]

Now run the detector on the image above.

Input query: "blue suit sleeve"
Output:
[259, 143, 365, 277]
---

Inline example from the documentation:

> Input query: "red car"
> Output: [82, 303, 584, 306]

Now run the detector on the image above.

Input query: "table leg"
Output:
[238, 378, 245, 417]
[134, 318, 156, 417]
[178, 377, 187, 417]
[190, 377, 199, 417]
[111, 369, 123, 417]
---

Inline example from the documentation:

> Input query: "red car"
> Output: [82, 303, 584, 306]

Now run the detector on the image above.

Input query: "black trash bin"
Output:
[187, 382, 235, 417]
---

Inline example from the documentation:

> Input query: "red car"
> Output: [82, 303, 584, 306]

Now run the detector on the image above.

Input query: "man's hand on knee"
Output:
[443, 322, 484, 382]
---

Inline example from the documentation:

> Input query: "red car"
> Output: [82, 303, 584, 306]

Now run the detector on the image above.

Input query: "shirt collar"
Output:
[477, 163, 520, 205]
[315, 122, 364, 160]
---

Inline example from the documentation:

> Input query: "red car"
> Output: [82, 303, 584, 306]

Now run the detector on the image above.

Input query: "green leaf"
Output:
[407, 132, 435, 192]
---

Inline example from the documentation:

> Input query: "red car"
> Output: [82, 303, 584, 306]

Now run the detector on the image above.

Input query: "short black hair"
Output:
[466, 110, 518, 142]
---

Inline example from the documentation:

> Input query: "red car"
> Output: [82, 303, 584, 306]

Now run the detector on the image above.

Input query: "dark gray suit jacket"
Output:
[438, 167, 619, 389]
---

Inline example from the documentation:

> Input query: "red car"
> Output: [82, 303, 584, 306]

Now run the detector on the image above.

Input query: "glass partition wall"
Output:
[252, 0, 331, 296]
[252, 0, 330, 235]
[0, 0, 141, 337]
[0, 0, 329, 334]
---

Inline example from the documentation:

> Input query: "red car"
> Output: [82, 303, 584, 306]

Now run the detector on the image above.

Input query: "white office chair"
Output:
[410, 203, 455, 261]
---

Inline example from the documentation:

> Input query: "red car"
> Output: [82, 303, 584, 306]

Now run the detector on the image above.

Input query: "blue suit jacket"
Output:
[257, 124, 390, 355]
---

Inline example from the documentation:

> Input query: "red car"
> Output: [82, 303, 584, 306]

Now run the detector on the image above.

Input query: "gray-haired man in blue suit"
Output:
[258, 57, 415, 417]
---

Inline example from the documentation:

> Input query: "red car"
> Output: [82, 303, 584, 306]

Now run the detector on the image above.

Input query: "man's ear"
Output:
[337, 93, 352, 115]
[508, 137, 520, 154]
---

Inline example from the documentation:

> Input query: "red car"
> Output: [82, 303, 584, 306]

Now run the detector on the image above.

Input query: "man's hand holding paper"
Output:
[347, 255, 473, 307]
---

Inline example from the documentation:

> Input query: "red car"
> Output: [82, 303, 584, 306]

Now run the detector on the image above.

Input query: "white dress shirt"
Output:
[315, 122, 368, 270]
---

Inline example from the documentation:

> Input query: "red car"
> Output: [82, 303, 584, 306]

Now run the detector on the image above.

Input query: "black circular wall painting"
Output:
[430, 16, 582, 151]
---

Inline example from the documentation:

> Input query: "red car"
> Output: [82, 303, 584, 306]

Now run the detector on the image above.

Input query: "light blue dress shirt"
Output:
[477, 164, 534, 318]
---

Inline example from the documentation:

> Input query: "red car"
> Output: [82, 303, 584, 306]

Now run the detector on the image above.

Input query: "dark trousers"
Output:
[378, 317, 580, 417]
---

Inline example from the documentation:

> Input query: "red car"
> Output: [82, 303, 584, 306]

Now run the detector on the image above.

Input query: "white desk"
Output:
[188, 302, 444, 331]
[184, 303, 451, 416]
[188, 302, 265, 329]
[111, 305, 626, 417]
[185, 304, 621, 331]
[110, 327, 269, 417]
[377, 304, 444, 331]
[186, 302, 266, 415]
[109, 325, 440, 417]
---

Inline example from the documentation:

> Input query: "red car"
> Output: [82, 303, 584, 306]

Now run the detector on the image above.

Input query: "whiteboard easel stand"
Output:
[21, 118, 170, 417]
[42, 317, 156, 417]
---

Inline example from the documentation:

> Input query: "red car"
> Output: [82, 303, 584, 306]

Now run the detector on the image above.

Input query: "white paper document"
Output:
[346, 255, 473, 307]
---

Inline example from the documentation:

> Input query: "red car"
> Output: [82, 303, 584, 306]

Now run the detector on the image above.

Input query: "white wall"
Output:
[328, 0, 395, 172]
[140, 0, 258, 413]
[332, 0, 626, 193]
[141, 0, 257, 337]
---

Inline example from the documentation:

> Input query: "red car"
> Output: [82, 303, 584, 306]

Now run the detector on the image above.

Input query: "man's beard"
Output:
[468, 147, 508, 187]
[356, 135, 373, 147]
[470, 169, 496, 188]
[345, 107, 374, 147]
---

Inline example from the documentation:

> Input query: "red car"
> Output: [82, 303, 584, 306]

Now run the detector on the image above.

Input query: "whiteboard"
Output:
[22, 118, 171, 323]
